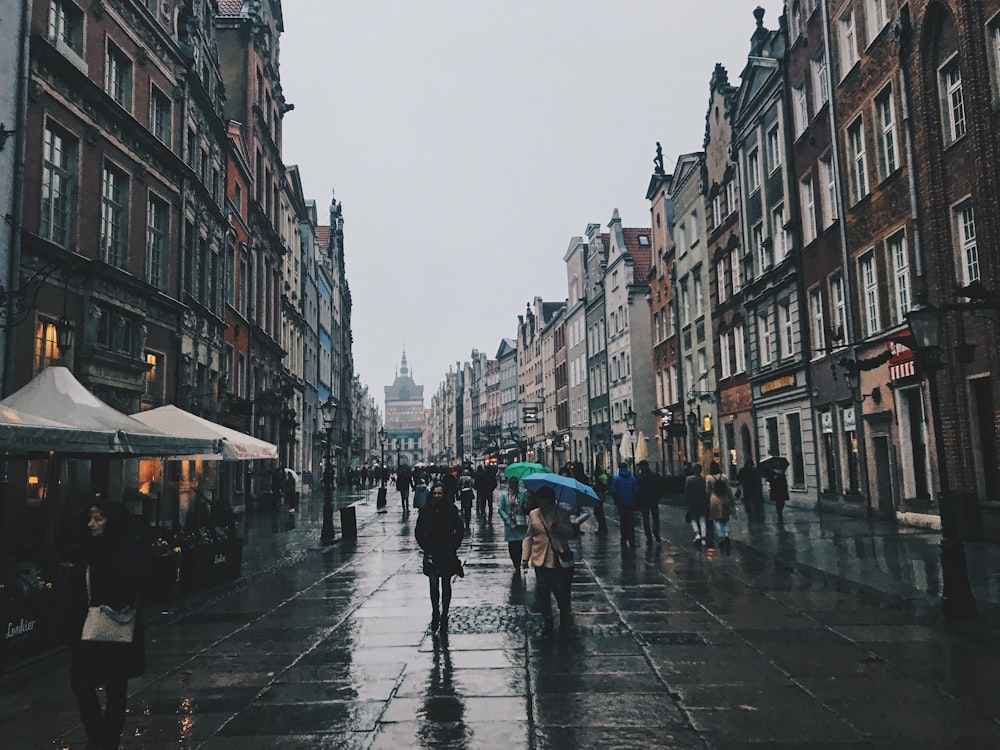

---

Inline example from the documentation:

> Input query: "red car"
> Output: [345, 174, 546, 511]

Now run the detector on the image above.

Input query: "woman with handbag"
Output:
[520, 486, 575, 634]
[67, 498, 149, 750]
[415, 482, 465, 634]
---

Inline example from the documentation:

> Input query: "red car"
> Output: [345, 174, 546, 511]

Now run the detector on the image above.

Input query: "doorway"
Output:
[872, 435, 895, 518]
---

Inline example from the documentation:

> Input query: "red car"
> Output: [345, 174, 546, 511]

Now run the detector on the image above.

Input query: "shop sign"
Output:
[761, 374, 795, 394]
[842, 407, 856, 431]
[888, 333, 915, 382]
[821, 412, 833, 434]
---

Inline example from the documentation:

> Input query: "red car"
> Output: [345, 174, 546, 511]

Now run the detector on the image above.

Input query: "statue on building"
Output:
[654, 141, 665, 175]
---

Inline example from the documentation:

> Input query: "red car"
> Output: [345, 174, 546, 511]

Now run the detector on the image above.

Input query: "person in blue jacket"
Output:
[609, 462, 640, 548]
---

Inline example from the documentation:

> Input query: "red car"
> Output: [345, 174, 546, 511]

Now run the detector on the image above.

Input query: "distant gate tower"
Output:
[384, 350, 425, 467]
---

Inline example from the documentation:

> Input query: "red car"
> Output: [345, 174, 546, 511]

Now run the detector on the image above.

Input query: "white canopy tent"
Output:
[0, 403, 120, 455]
[130, 404, 278, 461]
[0, 367, 217, 457]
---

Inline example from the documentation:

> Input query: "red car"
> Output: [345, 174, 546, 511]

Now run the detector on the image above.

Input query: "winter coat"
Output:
[684, 474, 709, 517]
[636, 468, 663, 509]
[609, 469, 639, 508]
[67, 502, 150, 684]
[737, 464, 762, 500]
[706, 473, 735, 522]
[498, 490, 529, 543]
[521, 503, 575, 569]
[414, 498, 464, 577]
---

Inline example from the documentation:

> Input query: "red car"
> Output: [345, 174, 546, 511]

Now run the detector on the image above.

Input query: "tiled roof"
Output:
[315, 226, 330, 250]
[623, 228, 653, 280]
[217, 0, 245, 17]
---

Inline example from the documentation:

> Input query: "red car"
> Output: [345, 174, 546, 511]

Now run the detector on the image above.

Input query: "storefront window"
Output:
[25, 459, 49, 503]
[843, 407, 860, 493]
[787, 412, 804, 487]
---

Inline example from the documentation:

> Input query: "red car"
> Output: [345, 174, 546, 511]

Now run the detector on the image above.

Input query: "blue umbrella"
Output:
[521, 472, 599, 508]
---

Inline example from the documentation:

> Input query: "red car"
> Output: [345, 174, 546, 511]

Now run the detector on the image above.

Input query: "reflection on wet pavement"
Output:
[4, 487, 1000, 748]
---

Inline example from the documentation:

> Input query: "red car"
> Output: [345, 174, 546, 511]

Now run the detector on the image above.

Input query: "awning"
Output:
[0, 404, 120, 455]
[0, 367, 218, 457]
[130, 404, 278, 461]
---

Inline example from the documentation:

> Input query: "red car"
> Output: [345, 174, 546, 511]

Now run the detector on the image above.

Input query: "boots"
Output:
[439, 613, 449, 634]
[431, 607, 440, 633]
[542, 616, 554, 635]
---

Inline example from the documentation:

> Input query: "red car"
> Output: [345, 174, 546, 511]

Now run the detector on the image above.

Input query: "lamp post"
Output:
[320, 395, 339, 545]
[377, 426, 388, 512]
[378, 426, 386, 487]
[625, 407, 637, 469]
[906, 302, 976, 618]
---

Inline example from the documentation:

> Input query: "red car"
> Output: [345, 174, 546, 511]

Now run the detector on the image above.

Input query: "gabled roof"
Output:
[623, 228, 653, 281]
[495, 338, 517, 359]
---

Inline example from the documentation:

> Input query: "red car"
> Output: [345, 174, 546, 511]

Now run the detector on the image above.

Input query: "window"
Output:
[717, 257, 727, 304]
[780, 301, 794, 358]
[813, 48, 829, 110]
[767, 125, 781, 173]
[731, 247, 742, 293]
[150, 86, 171, 145]
[694, 270, 704, 318]
[34, 319, 60, 373]
[831, 274, 846, 341]
[772, 204, 788, 260]
[955, 203, 979, 284]
[866, 0, 889, 44]
[859, 251, 881, 336]
[720, 330, 732, 379]
[105, 42, 132, 110]
[689, 210, 699, 249]
[754, 222, 770, 272]
[766, 416, 780, 458]
[848, 119, 868, 202]
[839, 7, 859, 74]
[48, 0, 83, 56]
[875, 88, 898, 177]
[889, 231, 910, 324]
[146, 194, 168, 288]
[40, 123, 77, 249]
[989, 20, 1000, 103]
[144, 351, 164, 403]
[792, 83, 808, 138]
[759, 312, 772, 366]
[941, 60, 966, 144]
[734, 324, 747, 373]
[810, 288, 826, 356]
[680, 279, 690, 327]
[801, 175, 817, 245]
[676, 224, 687, 257]
[100, 164, 129, 268]
[747, 148, 761, 193]
[820, 154, 837, 227]
[726, 180, 739, 216]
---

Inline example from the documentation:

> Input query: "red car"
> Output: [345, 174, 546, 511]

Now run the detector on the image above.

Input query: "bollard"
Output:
[340, 505, 357, 539]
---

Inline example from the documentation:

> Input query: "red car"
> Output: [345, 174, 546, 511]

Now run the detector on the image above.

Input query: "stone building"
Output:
[385, 350, 425, 468]
[584, 224, 612, 472]
[705, 64, 752, 479]
[733, 7, 816, 503]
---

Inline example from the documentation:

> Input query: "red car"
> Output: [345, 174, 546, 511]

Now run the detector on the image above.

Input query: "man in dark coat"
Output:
[737, 458, 763, 522]
[636, 460, 663, 544]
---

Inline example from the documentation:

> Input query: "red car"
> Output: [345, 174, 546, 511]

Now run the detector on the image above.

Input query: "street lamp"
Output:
[906, 301, 976, 618]
[624, 407, 637, 469]
[377, 426, 388, 512]
[320, 395, 339, 545]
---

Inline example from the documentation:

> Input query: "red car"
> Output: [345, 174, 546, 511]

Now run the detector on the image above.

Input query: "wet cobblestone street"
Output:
[3, 487, 1000, 749]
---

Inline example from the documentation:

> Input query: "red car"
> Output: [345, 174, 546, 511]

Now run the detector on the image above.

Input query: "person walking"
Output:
[415, 482, 465, 634]
[706, 460, 736, 551]
[457, 469, 475, 530]
[521, 486, 575, 634]
[737, 458, 763, 522]
[685, 463, 709, 547]
[768, 468, 789, 522]
[498, 476, 529, 570]
[67, 498, 149, 750]
[635, 460, 663, 544]
[590, 464, 609, 534]
[609, 462, 640, 548]
[395, 463, 414, 515]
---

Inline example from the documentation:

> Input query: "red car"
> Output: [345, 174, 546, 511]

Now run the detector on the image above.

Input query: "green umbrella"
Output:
[503, 461, 552, 480]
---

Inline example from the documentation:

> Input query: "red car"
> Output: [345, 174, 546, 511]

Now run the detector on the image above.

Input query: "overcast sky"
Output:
[281, 0, 785, 410]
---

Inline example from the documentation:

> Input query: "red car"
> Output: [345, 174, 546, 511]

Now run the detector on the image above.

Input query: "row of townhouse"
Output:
[0, 2, 377, 565]
[427, 2, 1000, 546]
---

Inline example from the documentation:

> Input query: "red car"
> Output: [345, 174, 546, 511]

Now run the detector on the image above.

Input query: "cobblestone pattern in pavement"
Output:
[2, 488, 1000, 749]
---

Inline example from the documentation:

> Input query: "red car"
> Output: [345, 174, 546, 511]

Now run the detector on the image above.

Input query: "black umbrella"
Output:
[758, 455, 790, 479]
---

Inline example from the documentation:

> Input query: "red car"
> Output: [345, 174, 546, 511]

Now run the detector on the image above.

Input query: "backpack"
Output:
[712, 475, 728, 495]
